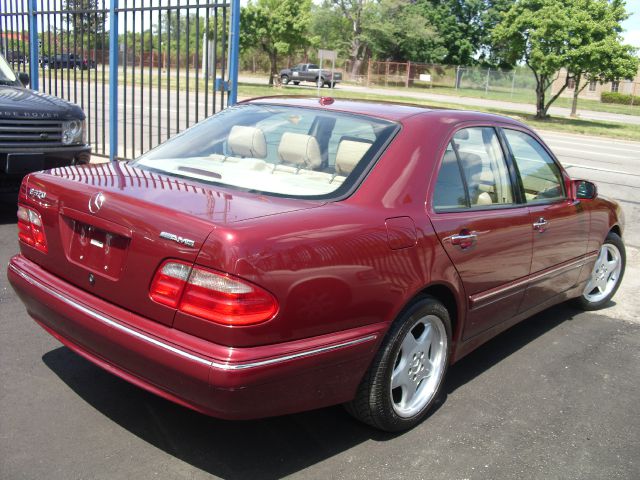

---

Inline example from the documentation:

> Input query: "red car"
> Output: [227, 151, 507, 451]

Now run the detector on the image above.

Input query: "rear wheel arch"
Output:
[417, 284, 460, 351]
[610, 225, 622, 238]
[375, 283, 462, 360]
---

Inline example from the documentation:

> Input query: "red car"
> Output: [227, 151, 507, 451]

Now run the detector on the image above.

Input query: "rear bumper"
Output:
[7, 254, 383, 420]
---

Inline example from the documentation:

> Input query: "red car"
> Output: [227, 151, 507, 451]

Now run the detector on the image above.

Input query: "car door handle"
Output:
[451, 231, 477, 249]
[533, 217, 549, 232]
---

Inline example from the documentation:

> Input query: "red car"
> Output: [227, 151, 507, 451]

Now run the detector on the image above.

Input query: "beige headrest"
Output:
[454, 129, 469, 141]
[228, 125, 267, 158]
[476, 192, 493, 205]
[478, 170, 495, 192]
[277, 132, 322, 169]
[335, 139, 371, 176]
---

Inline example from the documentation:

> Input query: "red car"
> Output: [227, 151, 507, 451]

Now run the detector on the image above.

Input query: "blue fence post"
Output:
[227, 0, 240, 106]
[28, 0, 39, 90]
[108, 0, 119, 162]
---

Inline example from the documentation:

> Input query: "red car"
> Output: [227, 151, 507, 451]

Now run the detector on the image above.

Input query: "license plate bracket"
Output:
[4, 153, 46, 175]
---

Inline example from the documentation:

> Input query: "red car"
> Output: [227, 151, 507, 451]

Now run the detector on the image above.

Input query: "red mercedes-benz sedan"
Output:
[8, 97, 625, 431]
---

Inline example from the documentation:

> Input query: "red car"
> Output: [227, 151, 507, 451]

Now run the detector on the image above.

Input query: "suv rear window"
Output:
[133, 104, 398, 199]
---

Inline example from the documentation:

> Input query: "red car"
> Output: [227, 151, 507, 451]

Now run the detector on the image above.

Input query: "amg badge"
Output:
[159, 231, 196, 247]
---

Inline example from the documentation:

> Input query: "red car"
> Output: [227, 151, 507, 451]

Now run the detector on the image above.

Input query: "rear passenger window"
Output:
[433, 144, 467, 211]
[503, 130, 565, 203]
[452, 127, 514, 207]
[433, 127, 515, 211]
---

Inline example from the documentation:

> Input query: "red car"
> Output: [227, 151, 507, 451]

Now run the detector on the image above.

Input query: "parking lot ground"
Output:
[1, 197, 639, 479]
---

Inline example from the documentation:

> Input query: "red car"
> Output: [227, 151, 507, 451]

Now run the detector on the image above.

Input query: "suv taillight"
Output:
[150, 260, 278, 326]
[17, 205, 48, 253]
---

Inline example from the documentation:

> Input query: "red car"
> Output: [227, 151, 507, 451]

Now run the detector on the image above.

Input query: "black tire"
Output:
[281, 75, 290, 85]
[316, 77, 325, 88]
[575, 231, 625, 311]
[293, 81, 300, 85]
[345, 296, 452, 432]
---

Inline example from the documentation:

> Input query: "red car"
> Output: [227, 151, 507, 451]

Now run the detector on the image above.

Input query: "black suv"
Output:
[5, 50, 26, 66]
[0, 54, 90, 199]
[48, 53, 95, 70]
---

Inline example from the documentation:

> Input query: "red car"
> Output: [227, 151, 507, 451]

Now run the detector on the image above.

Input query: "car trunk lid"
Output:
[20, 162, 322, 326]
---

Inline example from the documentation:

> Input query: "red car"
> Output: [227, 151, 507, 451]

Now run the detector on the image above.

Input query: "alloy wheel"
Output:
[390, 314, 448, 418]
[583, 243, 622, 303]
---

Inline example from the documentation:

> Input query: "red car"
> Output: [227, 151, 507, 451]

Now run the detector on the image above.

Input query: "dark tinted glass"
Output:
[433, 143, 467, 210]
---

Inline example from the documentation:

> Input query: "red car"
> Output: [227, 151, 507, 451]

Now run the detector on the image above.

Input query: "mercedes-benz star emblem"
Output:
[88, 192, 105, 214]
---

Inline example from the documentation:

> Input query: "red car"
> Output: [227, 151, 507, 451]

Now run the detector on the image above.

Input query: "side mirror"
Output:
[574, 179, 597, 200]
[18, 72, 30, 88]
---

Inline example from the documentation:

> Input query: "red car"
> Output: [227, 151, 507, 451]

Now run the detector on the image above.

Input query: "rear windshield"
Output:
[133, 104, 398, 199]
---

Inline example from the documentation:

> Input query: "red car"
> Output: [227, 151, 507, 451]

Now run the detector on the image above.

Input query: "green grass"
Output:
[411, 85, 640, 116]
[357, 81, 640, 116]
[237, 83, 640, 142]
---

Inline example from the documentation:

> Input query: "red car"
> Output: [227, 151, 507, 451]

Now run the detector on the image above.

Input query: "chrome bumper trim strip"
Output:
[9, 263, 377, 371]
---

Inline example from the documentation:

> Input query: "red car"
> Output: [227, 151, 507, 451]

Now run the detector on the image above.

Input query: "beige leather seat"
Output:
[476, 192, 493, 205]
[335, 139, 371, 176]
[472, 170, 495, 206]
[227, 125, 268, 159]
[477, 170, 496, 195]
[277, 132, 322, 171]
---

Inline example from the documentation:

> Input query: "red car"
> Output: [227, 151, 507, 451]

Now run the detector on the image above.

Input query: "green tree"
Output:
[157, 11, 208, 59]
[63, 0, 107, 49]
[411, 0, 515, 66]
[309, 1, 352, 59]
[362, 0, 437, 62]
[493, 0, 575, 119]
[493, 0, 638, 119]
[479, 0, 517, 65]
[332, 0, 369, 76]
[241, 0, 312, 85]
[416, 0, 482, 65]
[565, 0, 639, 116]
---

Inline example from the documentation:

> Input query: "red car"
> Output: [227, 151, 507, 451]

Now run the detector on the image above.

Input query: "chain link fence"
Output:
[340, 60, 640, 113]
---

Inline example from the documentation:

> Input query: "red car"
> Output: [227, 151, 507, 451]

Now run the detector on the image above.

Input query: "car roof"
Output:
[244, 96, 526, 126]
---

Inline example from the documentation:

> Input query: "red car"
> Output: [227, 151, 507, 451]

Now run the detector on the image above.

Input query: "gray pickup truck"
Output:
[279, 63, 342, 88]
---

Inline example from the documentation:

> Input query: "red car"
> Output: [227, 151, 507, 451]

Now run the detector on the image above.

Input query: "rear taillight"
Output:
[17, 205, 48, 253]
[149, 261, 191, 308]
[150, 261, 278, 326]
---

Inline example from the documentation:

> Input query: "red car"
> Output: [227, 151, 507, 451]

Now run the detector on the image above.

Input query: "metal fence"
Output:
[342, 60, 640, 110]
[0, 0, 239, 161]
[344, 60, 540, 99]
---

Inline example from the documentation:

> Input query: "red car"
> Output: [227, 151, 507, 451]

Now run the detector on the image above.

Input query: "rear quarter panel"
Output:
[180, 203, 463, 348]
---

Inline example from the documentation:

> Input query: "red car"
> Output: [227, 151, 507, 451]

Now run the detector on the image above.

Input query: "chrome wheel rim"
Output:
[390, 315, 447, 418]
[583, 243, 622, 303]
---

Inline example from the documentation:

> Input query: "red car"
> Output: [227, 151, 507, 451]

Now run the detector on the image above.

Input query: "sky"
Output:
[622, 6, 640, 49]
